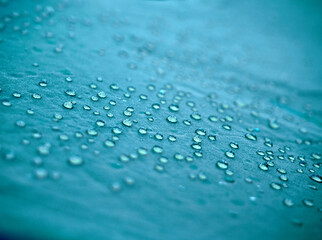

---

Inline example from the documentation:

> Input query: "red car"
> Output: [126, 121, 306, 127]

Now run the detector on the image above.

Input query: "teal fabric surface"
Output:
[0, 0, 321, 239]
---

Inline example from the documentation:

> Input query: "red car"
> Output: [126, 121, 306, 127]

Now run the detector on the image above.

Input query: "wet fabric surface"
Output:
[0, 0, 322, 239]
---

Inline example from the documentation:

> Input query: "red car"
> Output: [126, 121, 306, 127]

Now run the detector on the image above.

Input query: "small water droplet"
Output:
[104, 140, 115, 148]
[283, 198, 294, 207]
[245, 133, 257, 141]
[310, 175, 322, 183]
[63, 101, 73, 109]
[270, 182, 282, 190]
[122, 119, 132, 127]
[167, 116, 177, 123]
[225, 151, 235, 159]
[68, 156, 83, 166]
[303, 199, 314, 207]
[216, 160, 228, 169]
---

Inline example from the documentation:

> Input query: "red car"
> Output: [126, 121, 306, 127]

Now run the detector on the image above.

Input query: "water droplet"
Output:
[65, 89, 76, 97]
[32, 93, 42, 99]
[110, 84, 119, 90]
[68, 156, 83, 166]
[279, 175, 288, 182]
[16, 120, 26, 127]
[258, 163, 269, 171]
[111, 182, 121, 192]
[166, 116, 177, 123]
[195, 129, 206, 136]
[137, 147, 148, 155]
[225, 151, 235, 159]
[193, 136, 202, 143]
[168, 135, 176, 142]
[12, 92, 21, 98]
[229, 142, 239, 149]
[216, 160, 228, 169]
[159, 156, 169, 164]
[311, 153, 321, 160]
[38, 144, 50, 155]
[104, 140, 115, 148]
[222, 124, 231, 130]
[309, 175, 322, 183]
[2, 100, 12, 107]
[283, 198, 294, 207]
[120, 154, 130, 162]
[174, 153, 184, 161]
[139, 94, 148, 100]
[63, 101, 73, 109]
[303, 199, 314, 207]
[209, 116, 218, 122]
[124, 177, 135, 186]
[97, 91, 107, 98]
[268, 120, 280, 129]
[169, 104, 179, 112]
[152, 103, 160, 110]
[245, 133, 257, 141]
[138, 127, 147, 135]
[208, 135, 216, 141]
[122, 119, 132, 127]
[96, 120, 105, 127]
[112, 127, 122, 135]
[270, 182, 282, 190]
[87, 129, 98, 136]
[191, 112, 201, 120]
[155, 164, 165, 172]
[198, 172, 208, 181]
[183, 120, 191, 126]
[34, 169, 48, 179]
[154, 133, 163, 140]
[152, 145, 163, 154]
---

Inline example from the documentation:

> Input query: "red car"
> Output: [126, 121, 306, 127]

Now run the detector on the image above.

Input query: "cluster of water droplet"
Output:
[0, 0, 321, 230]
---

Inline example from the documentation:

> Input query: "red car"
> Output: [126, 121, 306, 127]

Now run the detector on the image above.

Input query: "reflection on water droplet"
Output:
[167, 116, 178, 123]
[2, 100, 12, 107]
[138, 147, 148, 155]
[169, 104, 179, 112]
[138, 127, 147, 135]
[191, 112, 201, 120]
[216, 160, 228, 169]
[258, 163, 268, 171]
[245, 133, 257, 141]
[96, 120, 105, 127]
[310, 175, 322, 183]
[198, 172, 208, 181]
[32, 93, 42, 99]
[268, 120, 279, 129]
[303, 199, 314, 207]
[68, 156, 83, 166]
[63, 101, 73, 109]
[122, 119, 132, 127]
[283, 198, 294, 207]
[104, 140, 115, 148]
[270, 182, 282, 190]
[111, 182, 121, 192]
[229, 142, 239, 149]
[168, 135, 176, 142]
[124, 177, 135, 186]
[112, 127, 122, 135]
[34, 169, 48, 179]
[225, 151, 235, 159]
[152, 145, 163, 154]
[120, 154, 130, 162]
